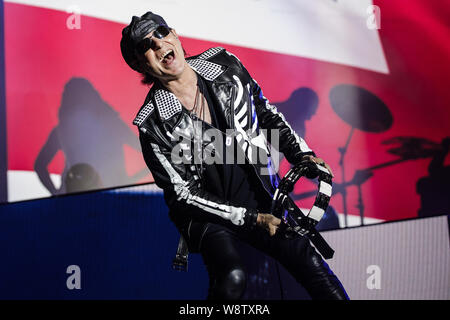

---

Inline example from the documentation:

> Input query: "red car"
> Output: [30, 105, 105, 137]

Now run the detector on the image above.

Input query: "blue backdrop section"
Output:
[0, 187, 314, 299]
[0, 190, 209, 299]
[0, 0, 8, 202]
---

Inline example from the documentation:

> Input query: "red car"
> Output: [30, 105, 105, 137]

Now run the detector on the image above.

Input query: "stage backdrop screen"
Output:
[2, 0, 449, 228]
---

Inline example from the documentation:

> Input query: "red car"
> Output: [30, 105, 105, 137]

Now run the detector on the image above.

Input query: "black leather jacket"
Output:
[133, 47, 314, 234]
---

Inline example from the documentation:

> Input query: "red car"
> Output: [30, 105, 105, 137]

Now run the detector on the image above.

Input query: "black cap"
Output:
[120, 11, 169, 73]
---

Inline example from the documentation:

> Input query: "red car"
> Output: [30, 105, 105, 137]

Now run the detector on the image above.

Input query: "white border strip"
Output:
[5, 0, 388, 73]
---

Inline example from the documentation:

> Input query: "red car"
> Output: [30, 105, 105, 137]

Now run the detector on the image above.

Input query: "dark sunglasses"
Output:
[136, 25, 171, 54]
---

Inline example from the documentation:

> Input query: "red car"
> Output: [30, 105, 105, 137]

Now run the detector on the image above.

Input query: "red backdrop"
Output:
[4, 1, 450, 223]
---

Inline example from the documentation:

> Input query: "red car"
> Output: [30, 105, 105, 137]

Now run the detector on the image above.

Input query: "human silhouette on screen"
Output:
[34, 77, 145, 195]
[276, 87, 340, 231]
[417, 137, 450, 218]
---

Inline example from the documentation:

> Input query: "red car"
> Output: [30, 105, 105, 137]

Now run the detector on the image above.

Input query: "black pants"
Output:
[199, 223, 349, 300]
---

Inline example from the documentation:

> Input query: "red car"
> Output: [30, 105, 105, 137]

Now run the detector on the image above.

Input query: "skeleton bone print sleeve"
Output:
[228, 51, 316, 165]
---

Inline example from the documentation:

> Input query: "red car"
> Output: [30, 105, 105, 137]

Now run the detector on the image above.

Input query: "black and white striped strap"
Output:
[272, 160, 335, 259]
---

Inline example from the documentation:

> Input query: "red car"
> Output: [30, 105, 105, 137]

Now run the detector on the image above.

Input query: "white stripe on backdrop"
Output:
[5, 0, 388, 73]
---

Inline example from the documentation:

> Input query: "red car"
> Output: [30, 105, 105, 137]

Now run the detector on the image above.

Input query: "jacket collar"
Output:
[187, 46, 226, 80]
[187, 59, 224, 81]
[155, 48, 228, 121]
[134, 47, 227, 124]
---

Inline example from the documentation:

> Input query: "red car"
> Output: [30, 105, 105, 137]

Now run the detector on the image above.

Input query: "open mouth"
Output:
[160, 49, 175, 65]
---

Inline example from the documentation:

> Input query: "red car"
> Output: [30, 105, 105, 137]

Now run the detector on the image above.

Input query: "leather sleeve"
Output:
[138, 131, 258, 229]
[250, 78, 316, 165]
[226, 51, 316, 165]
